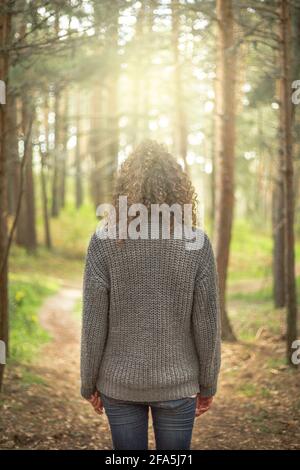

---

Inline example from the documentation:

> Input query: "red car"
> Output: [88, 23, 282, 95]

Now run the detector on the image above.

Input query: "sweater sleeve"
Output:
[192, 235, 221, 397]
[80, 234, 110, 399]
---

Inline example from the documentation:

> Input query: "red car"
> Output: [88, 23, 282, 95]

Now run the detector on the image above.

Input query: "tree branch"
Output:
[0, 114, 34, 278]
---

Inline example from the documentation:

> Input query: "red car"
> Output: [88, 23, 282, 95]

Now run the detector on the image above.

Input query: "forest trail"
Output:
[0, 286, 299, 450]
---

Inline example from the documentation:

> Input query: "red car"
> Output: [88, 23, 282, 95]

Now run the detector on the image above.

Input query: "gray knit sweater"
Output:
[80, 227, 221, 402]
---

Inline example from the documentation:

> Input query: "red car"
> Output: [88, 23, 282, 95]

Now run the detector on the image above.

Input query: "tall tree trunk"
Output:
[24, 112, 36, 252]
[40, 155, 51, 249]
[51, 9, 61, 217]
[214, 0, 236, 341]
[16, 104, 27, 248]
[59, 91, 69, 209]
[0, 2, 11, 391]
[51, 83, 61, 217]
[278, 0, 298, 366]
[5, 15, 18, 217]
[106, 7, 119, 204]
[272, 177, 285, 307]
[272, 27, 288, 310]
[40, 95, 51, 249]
[6, 91, 19, 216]
[131, 2, 145, 146]
[16, 93, 37, 252]
[75, 95, 83, 209]
[292, 6, 300, 216]
[89, 85, 106, 208]
[171, 0, 188, 171]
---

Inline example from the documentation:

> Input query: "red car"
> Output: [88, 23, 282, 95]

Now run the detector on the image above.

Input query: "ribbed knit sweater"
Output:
[80, 226, 221, 402]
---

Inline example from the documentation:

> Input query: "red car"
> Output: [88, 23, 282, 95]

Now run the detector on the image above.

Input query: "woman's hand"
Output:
[87, 390, 104, 415]
[195, 394, 213, 417]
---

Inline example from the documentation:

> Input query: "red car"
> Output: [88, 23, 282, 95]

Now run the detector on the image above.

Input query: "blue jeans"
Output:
[100, 392, 197, 450]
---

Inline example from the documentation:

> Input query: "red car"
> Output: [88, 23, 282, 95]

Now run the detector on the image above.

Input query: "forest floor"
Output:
[0, 281, 300, 450]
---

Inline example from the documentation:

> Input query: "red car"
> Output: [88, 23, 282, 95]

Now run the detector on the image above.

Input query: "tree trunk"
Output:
[40, 96, 51, 249]
[89, 85, 106, 208]
[272, 179, 285, 307]
[292, 6, 300, 218]
[131, 2, 145, 146]
[51, 83, 61, 217]
[6, 91, 19, 216]
[273, 67, 285, 310]
[51, 9, 61, 217]
[75, 95, 83, 209]
[24, 103, 36, 252]
[171, 0, 188, 171]
[16, 94, 37, 252]
[59, 91, 69, 209]
[272, 14, 291, 310]
[278, 0, 298, 366]
[40, 156, 52, 249]
[0, 3, 11, 391]
[106, 8, 119, 204]
[214, 0, 236, 341]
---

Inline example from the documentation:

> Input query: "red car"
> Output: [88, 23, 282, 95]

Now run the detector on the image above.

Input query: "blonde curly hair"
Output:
[112, 140, 198, 231]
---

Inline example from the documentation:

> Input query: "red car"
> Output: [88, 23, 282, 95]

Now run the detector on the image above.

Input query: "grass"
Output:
[238, 383, 257, 397]
[228, 285, 272, 303]
[227, 273, 300, 342]
[35, 201, 97, 259]
[10, 244, 84, 283]
[229, 302, 285, 341]
[10, 201, 98, 283]
[266, 357, 287, 369]
[226, 219, 300, 342]
[21, 369, 47, 386]
[229, 219, 300, 283]
[73, 298, 83, 320]
[237, 384, 272, 400]
[229, 219, 273, 282]
[8, 273, 58, 364]
[260, 387, 272, 398]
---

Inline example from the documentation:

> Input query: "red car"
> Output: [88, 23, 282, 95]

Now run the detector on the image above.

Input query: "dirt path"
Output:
[0, 286, 299, 450]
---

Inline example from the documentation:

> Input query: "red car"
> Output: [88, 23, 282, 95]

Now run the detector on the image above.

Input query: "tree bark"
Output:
[6, 91, 19, 216]
[131, 2, 145, 146]
[292, 5, 300, 216]
[272, 177, 286, 307]
[278, 0, 298, 366]
[89, 84, 106, 208]
[16, 93, 37, 252]
[75, 95, 83, 209]
[59, 91, 69, 209]
[106, 7, 119, 204]
[51, 83, 61, 217]
[40, 95, 51, 249]
[171, 0, 188, 171]
[0, 2, 11, 391]
[214, 0, 236, 341]
[51, 9, 61, 217]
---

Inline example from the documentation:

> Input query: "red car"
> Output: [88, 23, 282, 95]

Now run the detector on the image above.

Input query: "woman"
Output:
[80, 140, 221, 450]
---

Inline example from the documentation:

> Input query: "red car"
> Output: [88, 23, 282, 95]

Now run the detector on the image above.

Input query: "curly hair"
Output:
[112, 140, 198, 233]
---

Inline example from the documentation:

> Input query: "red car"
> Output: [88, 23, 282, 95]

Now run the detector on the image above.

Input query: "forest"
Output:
[0, 0, 299, 450]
